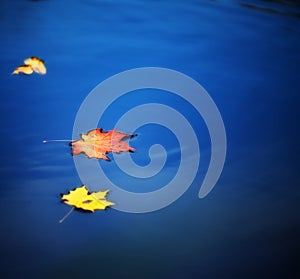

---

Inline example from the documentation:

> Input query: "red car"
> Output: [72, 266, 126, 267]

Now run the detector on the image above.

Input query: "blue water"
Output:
[0, 0, 299, 278]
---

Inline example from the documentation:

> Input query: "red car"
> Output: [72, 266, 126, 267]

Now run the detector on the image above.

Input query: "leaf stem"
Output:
[59, 207, 75, 223]
[43, 140, 72, 143]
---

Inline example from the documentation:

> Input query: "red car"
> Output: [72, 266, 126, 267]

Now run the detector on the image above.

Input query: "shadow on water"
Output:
[240, 0, 300, 18]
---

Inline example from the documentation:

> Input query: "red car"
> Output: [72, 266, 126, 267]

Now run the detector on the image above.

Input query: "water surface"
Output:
[0, 0, 299, 278]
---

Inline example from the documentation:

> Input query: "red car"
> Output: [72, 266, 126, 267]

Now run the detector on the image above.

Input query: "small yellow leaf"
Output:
[24, 56, 46, 74]
[61, 185, 115, 212]
[13, 56, 46, 75]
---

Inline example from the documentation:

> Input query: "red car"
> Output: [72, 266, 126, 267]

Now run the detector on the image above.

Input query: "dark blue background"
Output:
[0, 0, 299, 278]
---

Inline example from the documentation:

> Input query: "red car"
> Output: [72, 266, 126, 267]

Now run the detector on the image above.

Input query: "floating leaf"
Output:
[24, 56, 46, 74]
[70, 128, 136, 160]
[59, 185, 115, 223]
[13, 56, 46, 75]
[61, 185, 115, 212]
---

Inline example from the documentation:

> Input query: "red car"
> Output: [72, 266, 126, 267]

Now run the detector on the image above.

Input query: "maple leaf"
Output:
[13, 56, 46, 75]
[59, 185, 115, 223]
[70, 128, 136, 160]
[61, 185, 115, 212]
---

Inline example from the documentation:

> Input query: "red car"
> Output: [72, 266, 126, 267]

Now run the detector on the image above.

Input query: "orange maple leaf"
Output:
[70, 128, 136, 160]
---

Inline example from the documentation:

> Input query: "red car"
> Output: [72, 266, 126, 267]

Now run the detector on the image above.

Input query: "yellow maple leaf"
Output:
[61, 185, 115, 212]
